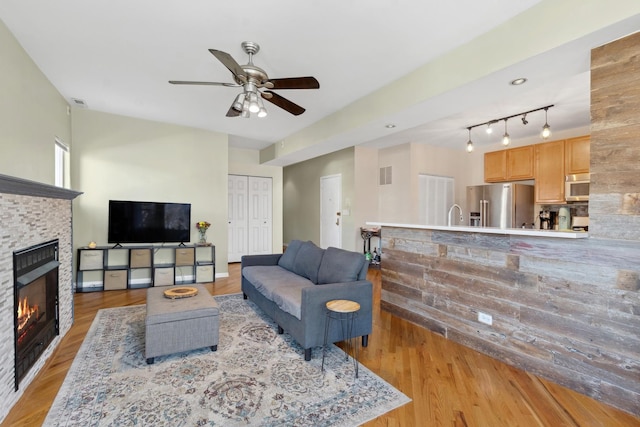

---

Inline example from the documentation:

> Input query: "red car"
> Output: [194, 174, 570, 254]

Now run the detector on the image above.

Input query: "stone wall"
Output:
[0, 176, 80, 423]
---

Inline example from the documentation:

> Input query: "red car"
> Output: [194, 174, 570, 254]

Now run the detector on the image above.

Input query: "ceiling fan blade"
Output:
[209, 49, 246, 82]
[267, 77, 320, 90]
[262, 91, 306, 116]
[169, 80, 240, 87]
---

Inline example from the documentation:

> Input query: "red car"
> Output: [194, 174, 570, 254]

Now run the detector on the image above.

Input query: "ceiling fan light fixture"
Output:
[258, 106, 268, 118]
[248, 92, 260, 113]
[232, 93, 245, 112]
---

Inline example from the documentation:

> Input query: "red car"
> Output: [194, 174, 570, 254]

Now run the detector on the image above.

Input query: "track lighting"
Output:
[502, 120, 510, 146]
[466, 128, 474, 153]
[541, 107, 551, 139]
[463, 104, 553, 151]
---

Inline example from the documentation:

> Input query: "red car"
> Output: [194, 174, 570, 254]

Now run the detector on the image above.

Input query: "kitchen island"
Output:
[369, 222, 639, 418]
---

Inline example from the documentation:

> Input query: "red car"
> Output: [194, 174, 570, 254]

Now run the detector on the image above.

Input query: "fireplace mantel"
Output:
[0, 175, 80, 422]
[0, 173, 82, 200]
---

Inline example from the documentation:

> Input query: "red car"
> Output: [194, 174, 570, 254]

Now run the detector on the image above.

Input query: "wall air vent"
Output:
[379, 166, 392, 185]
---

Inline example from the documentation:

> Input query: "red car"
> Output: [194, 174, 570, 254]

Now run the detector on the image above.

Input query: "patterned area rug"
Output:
[44, 294, 410, 426]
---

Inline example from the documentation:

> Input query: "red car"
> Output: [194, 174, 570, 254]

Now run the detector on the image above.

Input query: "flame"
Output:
[17, 296, 39, 334]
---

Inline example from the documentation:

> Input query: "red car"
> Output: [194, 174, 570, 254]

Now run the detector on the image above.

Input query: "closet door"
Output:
[228, 175, 273, 262]
[248, 177, 273, 255]
[228, 175, 248, 263]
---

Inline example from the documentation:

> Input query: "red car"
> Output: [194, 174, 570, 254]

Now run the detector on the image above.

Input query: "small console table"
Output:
[76, 244, 215, 292]
[360, 226, 381, 268]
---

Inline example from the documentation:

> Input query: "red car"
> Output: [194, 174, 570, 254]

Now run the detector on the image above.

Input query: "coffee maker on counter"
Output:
[539, 210, 557, 230]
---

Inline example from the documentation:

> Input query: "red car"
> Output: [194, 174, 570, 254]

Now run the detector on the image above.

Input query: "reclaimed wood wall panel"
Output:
[380, 226, 640, 417]
[590, 31, 640, 240]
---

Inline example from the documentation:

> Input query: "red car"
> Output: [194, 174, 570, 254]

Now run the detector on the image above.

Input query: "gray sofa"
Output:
[241, 240, 373, 361]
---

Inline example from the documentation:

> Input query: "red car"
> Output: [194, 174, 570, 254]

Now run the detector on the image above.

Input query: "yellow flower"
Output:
[196, 221, 211, 230]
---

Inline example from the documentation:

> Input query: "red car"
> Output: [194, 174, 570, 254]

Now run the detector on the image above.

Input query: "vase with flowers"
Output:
[196, 221, 211, 246]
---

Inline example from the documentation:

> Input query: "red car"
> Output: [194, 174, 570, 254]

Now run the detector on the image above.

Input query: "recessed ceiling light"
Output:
[510, 78, 527, 86]
[385, 124, 396, 129]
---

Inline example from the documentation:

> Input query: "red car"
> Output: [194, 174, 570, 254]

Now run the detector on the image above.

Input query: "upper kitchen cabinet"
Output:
[484, 145, 534, 182]
[565, 135, 590, 174]
[507, 145, 534, 180]
[484, 150, 507, 182]
[535, 139, 565, 203]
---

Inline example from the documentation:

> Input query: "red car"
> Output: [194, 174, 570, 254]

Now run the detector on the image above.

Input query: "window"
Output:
[54, 138, 70, 188]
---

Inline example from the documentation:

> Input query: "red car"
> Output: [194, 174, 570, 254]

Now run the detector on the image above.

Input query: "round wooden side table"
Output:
[322, 299, 360, 378]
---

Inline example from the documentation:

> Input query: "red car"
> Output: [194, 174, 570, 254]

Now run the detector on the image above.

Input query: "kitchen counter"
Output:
[366, 222, 588, 239]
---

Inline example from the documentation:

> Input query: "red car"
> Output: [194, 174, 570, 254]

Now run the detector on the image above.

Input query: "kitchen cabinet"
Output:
[484, 146, 533, 182]
[507, 145, 534, 180]
[565, 135, 590, 174]
[484, 150, 507, 182]
[535, 139, 565, 203]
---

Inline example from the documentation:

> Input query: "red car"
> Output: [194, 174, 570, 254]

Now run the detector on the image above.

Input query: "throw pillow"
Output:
[292, 241, 325, 284]
[278, 240, 303, 271]
[317, 247, 366, 284]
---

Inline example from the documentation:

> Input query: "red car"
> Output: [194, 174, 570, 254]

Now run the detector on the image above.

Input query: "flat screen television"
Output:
[108, 200, 191, 244]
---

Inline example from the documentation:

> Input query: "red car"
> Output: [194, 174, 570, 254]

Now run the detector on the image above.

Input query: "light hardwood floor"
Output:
[3, 264, 639, 426]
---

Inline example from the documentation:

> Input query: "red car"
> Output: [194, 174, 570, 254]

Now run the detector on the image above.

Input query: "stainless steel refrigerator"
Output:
[466, 183, 534, 228]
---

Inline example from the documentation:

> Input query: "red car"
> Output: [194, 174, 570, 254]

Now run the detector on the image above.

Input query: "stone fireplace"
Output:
[0, 174, 81, 422]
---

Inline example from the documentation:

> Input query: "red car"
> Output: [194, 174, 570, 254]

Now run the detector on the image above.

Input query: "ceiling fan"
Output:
[169, 41, 320, 118]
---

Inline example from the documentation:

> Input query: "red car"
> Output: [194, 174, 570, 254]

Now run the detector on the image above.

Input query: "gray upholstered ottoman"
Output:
[145, 284, 219, 364]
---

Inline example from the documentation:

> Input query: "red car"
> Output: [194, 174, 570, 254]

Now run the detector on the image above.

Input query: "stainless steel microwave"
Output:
[565, 173, 590, 202]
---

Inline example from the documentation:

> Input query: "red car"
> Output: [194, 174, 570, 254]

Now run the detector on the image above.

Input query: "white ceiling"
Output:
[1, 1, 639, 164]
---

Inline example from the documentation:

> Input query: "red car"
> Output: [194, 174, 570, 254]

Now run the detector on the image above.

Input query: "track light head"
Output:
[521, 114, 528, 125]
[466, 128, 474, 153]
[502, 120, 510, 146]
[541, 107, 551, 139]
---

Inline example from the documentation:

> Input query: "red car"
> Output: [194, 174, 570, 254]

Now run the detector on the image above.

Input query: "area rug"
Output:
[44, 294, 410, 426]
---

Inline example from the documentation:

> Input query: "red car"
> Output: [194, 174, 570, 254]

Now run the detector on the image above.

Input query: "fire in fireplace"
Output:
[13, 240, 60, 391]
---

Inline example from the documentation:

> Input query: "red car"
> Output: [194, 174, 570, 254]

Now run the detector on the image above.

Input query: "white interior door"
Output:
[320, 174, 342, 249]
[228, 175, 273, 262]
[248, 176, 272, 255]
[228, 175, 248, 263]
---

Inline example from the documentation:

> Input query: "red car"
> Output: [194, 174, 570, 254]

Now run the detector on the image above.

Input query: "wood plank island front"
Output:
[368, 223, 640, 418]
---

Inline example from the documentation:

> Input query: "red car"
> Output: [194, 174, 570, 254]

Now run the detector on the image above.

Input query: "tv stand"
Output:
[76, 244, 215, 292]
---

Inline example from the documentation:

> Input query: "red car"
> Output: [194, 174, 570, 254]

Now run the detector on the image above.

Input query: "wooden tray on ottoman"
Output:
[163, 286, 198, 299]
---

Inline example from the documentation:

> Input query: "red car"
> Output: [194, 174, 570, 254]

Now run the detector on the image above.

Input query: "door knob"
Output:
[336, 218, 340, 226]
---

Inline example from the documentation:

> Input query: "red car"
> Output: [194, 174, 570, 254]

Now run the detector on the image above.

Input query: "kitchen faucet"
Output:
[447, 204, 464, 227]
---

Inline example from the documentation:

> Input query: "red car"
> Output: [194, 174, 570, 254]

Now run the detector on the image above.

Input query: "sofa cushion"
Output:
[242, 265, 314, 319]
[317, 247, 366, 284]
[291, 241, 324, 284]
[278, 239, 304, 271]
